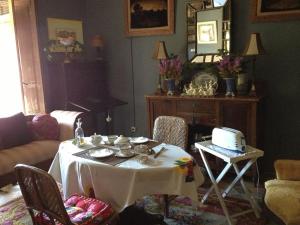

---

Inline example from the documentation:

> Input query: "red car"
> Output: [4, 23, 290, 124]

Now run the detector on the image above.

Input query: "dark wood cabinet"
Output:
[146, 95, 263, 178]
[146, 95, 262, 147]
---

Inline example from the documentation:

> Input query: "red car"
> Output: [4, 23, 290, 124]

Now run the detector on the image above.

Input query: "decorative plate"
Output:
[130, 137, 149, 144]
[89, 149, 114, 158]
[193, 72, 218, 89]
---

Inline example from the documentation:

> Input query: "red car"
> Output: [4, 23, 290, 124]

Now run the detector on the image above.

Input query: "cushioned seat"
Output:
[0, 140, 59, 176]
[264, 160, 300, 225]
[35, 194, 114, 225]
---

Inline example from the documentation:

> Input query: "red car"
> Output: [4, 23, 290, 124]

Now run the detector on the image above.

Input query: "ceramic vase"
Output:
[165, 78, 176, 95]
[236, 73, 249, 96]
[224, 77, 236, 97]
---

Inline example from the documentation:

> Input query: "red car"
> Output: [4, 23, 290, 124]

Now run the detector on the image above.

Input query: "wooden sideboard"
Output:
[146, 95, 263, 148]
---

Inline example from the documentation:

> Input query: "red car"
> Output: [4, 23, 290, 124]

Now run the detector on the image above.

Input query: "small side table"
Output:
[195, 140, 264, 225]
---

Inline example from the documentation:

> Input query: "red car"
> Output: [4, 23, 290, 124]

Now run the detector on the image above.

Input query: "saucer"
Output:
[115, 151, 135, 158]
[89, 148, 114, 158]
[130, 137, 149, 144]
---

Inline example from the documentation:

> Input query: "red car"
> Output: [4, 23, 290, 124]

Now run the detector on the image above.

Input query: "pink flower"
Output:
[217, 55, 243, 78]
[159, 55, 183, 80]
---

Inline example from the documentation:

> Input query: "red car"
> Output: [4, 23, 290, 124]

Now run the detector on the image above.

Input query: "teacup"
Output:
[107, 135, 118, 145]
[91, 133, 102, 146]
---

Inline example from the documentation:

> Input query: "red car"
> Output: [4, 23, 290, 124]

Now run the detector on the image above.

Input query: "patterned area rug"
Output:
[0, 187, 266, 225]
[137, 187, 266, 225]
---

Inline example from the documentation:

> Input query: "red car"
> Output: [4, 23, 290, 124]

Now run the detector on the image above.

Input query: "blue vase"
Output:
[224, 78, 236, 97]
[165, 79, 175, 95]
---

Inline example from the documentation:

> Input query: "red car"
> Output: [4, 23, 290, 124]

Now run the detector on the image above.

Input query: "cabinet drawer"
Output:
[176, 100, 216, 114]
[177, 112, 217, 126]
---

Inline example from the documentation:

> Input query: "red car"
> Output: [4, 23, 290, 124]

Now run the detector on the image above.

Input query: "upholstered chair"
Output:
[152, 116, 188, 217]
[153, 116, 188, 150]
[264, 160, 300, 225]
[15, 164, 118, 225]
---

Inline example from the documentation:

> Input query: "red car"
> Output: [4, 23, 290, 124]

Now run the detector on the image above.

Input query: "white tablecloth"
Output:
[49, 140, 204, 212]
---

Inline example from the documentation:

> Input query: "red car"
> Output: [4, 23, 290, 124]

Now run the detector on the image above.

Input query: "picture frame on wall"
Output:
[252, 0, 300, 22]
[124, 0, 174, 36]
[197, 21, 217, 44]
[47, 18, 84, 52]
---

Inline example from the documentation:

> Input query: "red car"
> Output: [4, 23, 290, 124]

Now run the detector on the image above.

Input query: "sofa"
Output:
[264, 160, 300, 225]
[0, 110, 83, 188]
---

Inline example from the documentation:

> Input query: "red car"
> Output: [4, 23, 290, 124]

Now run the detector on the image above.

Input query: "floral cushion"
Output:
[30, 114, 59, 140]
[35, 194, 114, 225]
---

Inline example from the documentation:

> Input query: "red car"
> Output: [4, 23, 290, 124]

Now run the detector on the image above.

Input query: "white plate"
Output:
[115, 151, 135, 158]
[130, 137, 149, 144]
[89, 149, 114, 158]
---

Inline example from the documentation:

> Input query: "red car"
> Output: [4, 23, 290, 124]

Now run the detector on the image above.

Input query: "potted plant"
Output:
[217, 55, 243, 96]
[159, 55, 183, 95]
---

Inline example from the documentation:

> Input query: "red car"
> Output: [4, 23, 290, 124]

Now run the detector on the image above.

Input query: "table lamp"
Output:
[243, 33, 266, 96]
[153, 41, 169, 95]
[91, 35, 104, 61]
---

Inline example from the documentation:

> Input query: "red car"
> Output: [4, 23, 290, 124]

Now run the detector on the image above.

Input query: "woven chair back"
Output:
[153, 116, 188, 149]
[15, 164, 72, 225]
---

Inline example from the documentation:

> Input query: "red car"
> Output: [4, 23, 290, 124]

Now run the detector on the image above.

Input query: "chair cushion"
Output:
[30, 114, 60, 140]
[0, 112, 32, 150]
[265, 179, 300, 225]
[35, 194, 114, 225]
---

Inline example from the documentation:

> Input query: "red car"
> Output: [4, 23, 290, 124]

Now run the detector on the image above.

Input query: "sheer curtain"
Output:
[0, 4, 23, 117]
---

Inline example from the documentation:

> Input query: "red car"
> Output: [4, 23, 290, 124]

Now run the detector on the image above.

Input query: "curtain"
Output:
[12, 0, 45, 114]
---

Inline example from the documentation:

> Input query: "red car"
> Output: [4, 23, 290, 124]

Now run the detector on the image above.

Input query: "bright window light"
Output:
[0, 14, 23, 117]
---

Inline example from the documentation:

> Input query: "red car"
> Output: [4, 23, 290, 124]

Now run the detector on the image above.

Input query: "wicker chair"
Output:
[153, 116, 188, 217]
[14, 164, 118, 225]
[153, 116, 188, 150]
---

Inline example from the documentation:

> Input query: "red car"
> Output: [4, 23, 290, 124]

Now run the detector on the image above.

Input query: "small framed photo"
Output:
[124, 0, 174, 36]
[197, 21, 217, 44]
[252, 0, 300, 22]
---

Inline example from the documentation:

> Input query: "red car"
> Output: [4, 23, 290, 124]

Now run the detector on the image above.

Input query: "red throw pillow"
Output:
[31, 114, 59, 140]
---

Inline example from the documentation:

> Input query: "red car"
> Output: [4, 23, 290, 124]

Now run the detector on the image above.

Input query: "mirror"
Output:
[186, 0, 231, 63]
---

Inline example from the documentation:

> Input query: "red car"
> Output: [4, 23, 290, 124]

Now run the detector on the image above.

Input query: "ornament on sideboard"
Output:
[182, 79, 217, 97]
[91, 35, 104, 61]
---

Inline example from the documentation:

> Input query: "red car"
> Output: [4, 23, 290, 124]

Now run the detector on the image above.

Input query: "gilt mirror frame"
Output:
[186, 0, 232, 63]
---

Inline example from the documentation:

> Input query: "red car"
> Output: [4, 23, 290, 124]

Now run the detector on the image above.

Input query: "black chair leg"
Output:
[163, 194, 169, 218]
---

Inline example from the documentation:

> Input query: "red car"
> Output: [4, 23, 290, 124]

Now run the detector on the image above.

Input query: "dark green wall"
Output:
[37, 0, 300, 175]
[84, 0, 300, 174]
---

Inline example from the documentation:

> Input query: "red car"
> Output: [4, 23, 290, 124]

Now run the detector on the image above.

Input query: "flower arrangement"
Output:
[159, 55, 183, 80]
[217, 55, 243, 78]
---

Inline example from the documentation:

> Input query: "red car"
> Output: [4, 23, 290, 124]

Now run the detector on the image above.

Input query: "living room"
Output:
[0, 0, 300, 225]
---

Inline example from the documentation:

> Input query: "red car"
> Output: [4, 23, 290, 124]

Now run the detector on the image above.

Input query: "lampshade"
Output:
[91, 35, 104, 47]
[243, 33, 266, 56]
[153, 41, 168, 60]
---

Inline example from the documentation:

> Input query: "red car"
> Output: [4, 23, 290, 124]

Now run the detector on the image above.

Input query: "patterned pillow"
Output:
[31, 114, 59, 140]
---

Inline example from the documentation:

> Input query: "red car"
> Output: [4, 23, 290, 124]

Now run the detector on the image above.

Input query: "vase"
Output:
[224, 77, 236, 97]
[165, 78, 176, 96]
[236, 73, 249, 96]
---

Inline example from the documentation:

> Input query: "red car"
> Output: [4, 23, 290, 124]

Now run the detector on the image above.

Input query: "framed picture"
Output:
[252, 0, 300, 22]
[197, 21, 217, 44]
[47, 18, 84, 52]
[124, 0, 174, 36]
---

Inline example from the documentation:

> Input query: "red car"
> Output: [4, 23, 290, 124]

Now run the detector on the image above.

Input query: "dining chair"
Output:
[152, 116, 188, 217]
[14, 164, 118, 225]
[153, 116, 188, 150]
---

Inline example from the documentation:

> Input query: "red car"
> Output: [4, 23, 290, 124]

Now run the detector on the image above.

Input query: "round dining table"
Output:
[49, 139, 204, 212]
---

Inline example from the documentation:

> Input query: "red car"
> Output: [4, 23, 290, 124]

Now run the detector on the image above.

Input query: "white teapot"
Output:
[90, 133, 102, 146]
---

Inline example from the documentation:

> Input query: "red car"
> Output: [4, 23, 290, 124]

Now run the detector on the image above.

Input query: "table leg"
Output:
[199, 149, 234, 225]
[202, 162, 232, 204]
[222, 159, 255, 198]
[232, 163, 261, 218]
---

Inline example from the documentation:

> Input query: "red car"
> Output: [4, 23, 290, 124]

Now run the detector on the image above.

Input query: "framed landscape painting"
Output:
[252, 0, 300, 22]
[124, 0, 174, 36]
